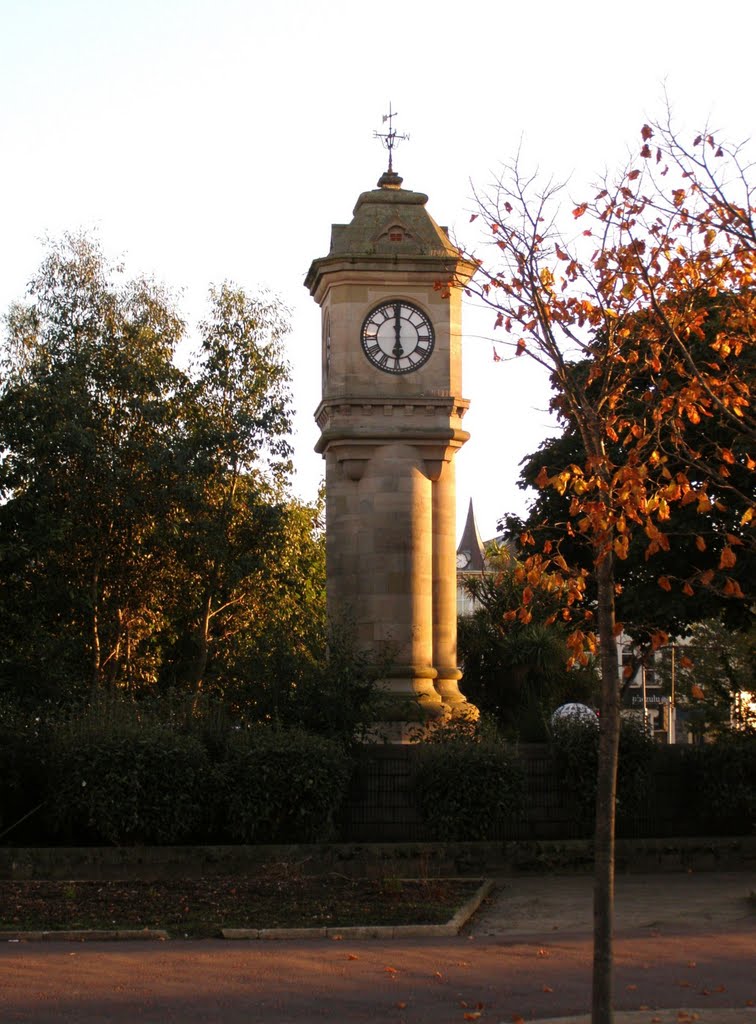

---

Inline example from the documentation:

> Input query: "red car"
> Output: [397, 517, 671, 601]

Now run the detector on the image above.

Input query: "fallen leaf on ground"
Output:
[542, 985, 553, 993]
[463, 1014, 481, 1021]
[396, 1002, 406, 1010]
[346, 953, 359, 960]
[384, 966, 398, 975]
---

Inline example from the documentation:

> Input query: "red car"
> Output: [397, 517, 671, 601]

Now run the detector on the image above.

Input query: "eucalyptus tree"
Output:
[0, 233, 184, 699]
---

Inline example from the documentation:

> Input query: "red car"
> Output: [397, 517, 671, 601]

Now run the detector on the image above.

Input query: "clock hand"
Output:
[392, 303, 404, 358]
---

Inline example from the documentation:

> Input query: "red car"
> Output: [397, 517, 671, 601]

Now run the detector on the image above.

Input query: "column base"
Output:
[434, 670, 479, 722]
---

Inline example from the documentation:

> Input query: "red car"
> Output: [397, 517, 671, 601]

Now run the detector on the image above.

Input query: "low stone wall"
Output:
[2, 835, 754, 881]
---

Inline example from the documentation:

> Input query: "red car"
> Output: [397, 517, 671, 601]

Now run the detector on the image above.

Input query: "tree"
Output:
[159, 282, 294, 694]
[0, 233, 184, 700]
[0, 237, 318, 713]
[659, 618, 755, 739]
[462, 117, 754, 1022]
[458, 547, 598, 738]
[500, 312, 754, 647]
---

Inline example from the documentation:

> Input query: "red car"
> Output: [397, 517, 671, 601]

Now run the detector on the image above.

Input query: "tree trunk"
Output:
[592, 552, 622, 1024]
[185, 593, 212, 696]
[90, 567, 101, 693]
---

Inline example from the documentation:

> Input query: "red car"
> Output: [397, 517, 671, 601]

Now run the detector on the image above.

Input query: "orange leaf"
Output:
[658, 576, 672, 592]
[384, 966, 398, 974]
[695, 536, 706, 552]
[347, 953, 359, 960]
[542, 984, 553, 993]
[396, 1002, 407, 1010]
[723, 579, 745, 598]
[516, 338, 526, 356]
[464, 1014, 481, 1021]
[572, 203, 588, 218]
[628, 169, 640, 181]
[614, 535, 629, 560]
[641, 124, 654, 140]
[719, 546, 736, 569]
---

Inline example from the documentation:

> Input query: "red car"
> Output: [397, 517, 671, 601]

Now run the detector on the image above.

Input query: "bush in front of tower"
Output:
[412, 726, 525, 841]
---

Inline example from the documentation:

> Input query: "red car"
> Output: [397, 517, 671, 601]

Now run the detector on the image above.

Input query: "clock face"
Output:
[361, 301, 434, 374]
[456, 551, 470, 570]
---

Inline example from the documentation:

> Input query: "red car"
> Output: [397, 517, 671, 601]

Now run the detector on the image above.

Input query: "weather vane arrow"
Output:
[374, 102, 409, 175]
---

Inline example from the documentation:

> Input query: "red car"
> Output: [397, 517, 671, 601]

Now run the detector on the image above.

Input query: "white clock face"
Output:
[361, 301, 434, 374]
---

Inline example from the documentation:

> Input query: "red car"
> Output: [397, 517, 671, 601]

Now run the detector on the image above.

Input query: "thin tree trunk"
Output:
[185, 593, 212, 697]
[592, 552, 622, 1024]
[90, 567, 101, 693]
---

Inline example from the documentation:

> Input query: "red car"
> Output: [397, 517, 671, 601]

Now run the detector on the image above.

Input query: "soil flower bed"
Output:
[0, 875, 483, 938]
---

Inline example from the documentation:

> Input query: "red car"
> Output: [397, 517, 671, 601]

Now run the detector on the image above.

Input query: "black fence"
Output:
[338, 743, 705, 842]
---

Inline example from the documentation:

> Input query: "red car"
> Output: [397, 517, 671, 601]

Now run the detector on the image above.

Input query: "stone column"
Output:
[358, 443, 443, 722]
[431, 456, 469, 716]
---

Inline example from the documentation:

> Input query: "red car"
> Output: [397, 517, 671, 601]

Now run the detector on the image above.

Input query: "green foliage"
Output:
[48, 704, 210, 844]
[683, 731, 756, 835]
[0, 702, 48, 843]
[215, 727, 351, 843]
[458, 554, 598, 739]
[550, 715, 655, 833]
[657, 619, 755, 739]
[0, 234, 328, 711]
[413, 731, 525, 841]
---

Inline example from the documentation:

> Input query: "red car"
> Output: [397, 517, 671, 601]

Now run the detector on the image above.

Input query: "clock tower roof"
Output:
[305, 173, 470, 299]
[327, 177, 459, 260]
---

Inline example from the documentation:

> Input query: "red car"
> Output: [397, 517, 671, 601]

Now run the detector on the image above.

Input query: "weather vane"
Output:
[374, 103, 409, 173]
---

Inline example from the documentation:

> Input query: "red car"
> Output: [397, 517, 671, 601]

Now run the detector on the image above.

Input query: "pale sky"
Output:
[1, 0, 753, 540]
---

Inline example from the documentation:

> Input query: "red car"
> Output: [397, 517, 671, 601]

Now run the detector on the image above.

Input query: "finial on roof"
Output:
[374, 102, 409, 188]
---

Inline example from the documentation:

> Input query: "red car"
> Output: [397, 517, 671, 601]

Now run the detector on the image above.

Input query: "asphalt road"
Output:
[1, 873, 754, 1023]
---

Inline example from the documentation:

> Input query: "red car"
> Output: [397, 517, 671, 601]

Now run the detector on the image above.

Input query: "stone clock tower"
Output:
[305, 124, 477, 737]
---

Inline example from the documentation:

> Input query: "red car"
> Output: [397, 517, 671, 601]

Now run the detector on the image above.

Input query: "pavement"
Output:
[1, 870, 754, 1023]
[464, 871, 756, 1023]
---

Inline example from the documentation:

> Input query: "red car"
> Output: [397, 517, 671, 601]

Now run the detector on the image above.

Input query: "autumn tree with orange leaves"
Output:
[460, 116, 755, 1024]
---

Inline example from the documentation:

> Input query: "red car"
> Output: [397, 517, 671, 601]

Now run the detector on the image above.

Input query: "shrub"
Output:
[215, 726, 352, 843]
[550, 714, 655, 834]
[683, 731, 756, 835]
[48, 706, 210, 844]
[0, 703, 49, 844]
[413, 732, 525, 841]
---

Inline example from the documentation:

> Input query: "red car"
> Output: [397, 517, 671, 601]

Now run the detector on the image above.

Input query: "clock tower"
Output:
[305, 118, 478, 738]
